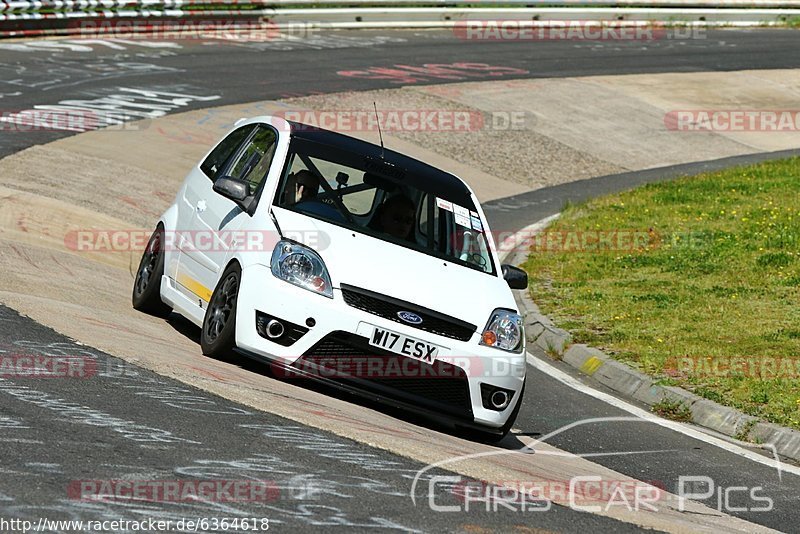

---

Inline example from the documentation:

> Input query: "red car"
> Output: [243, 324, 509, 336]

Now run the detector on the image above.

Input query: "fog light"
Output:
[490, 390, 510, 410]
[480, 383, 515, 412]
[266, 319, 285, 339]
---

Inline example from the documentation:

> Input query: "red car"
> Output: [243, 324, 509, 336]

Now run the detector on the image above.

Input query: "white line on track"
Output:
[526, 352, 800, 479]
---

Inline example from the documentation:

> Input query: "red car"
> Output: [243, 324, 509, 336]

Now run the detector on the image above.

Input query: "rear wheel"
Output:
[201, 263, 241, 358]
[132, 225, 171, 317]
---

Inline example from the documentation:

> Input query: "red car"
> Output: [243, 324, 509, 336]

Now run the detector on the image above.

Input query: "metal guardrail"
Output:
[3, 0, 800, 11]
[2, 1, 799, 38]
[2, 0, 800, 7]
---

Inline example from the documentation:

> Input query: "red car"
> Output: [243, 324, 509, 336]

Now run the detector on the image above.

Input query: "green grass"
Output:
[651, 398, 693, 422]
[523, 157, 800, 430]
[779, 15, 800, 29]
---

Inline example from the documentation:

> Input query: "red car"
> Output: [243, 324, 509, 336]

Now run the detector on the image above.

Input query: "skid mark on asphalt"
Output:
[0, 377, 201, 445]
[8, 243, 39, 270]
[0, 86, 221, 132]
[0, 415, 29, 429]
[189, 365, 235, 383]
[47, 252, 75, 276]
[0, 58, 181, 93]
[217, 33, 407, 52]
[0, 39, 181, 54]
[24, 462, 63, 474]
[244, 425, 414, 473]
[337, 62, 530, 85]
[6, 337, 252, 417]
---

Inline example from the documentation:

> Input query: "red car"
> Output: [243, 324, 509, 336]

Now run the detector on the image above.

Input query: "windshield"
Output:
[273, 137, 496, 276]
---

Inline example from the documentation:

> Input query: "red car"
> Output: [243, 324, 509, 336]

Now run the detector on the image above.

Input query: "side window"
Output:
[226, 126, 278, 194]
[200, 125, 253, 181]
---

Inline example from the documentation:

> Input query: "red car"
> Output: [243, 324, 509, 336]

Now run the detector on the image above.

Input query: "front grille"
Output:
[297, 332, 472, 419]
[340, 284, 476, 342]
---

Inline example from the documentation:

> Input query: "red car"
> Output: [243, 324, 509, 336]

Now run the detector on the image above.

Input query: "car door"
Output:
[172, 123, 253, 285]
[176, 124, 278, 306]
[174, 124, 255, 305]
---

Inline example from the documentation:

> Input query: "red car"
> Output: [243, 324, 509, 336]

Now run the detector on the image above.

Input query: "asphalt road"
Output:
[2, 27, 800, 532]
[3, 27, 800, 159]
[0, 304, 645, 533]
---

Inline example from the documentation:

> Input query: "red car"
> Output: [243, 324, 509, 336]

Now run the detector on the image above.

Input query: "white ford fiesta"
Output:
[132, 115, 529, 440]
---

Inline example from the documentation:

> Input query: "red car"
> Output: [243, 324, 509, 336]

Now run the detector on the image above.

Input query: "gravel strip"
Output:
[285, 87, 624, 189]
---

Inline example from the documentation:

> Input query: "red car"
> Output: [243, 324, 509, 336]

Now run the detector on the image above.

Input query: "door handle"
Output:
[196, 200, 207, 213]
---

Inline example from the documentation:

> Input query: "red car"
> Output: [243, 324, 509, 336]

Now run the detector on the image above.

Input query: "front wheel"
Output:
[201, 263, 241, 358]
[132, 225, 172, 317]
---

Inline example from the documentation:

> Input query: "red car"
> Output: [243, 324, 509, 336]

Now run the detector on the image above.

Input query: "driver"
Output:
[375, 194, 415, 241]
[292, 170, 320, 203]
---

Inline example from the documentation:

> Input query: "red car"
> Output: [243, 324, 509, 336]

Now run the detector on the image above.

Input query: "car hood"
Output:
[271, 207, 516, 329]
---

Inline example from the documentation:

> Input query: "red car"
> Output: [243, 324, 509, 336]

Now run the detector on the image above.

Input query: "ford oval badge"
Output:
[397, 311, 423, 325]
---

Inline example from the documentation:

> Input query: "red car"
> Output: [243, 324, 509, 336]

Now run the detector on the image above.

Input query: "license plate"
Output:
[368, 326, 442, 364]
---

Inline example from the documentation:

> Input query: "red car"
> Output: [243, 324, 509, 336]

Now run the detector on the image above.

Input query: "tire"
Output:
[459, 381, 526, 444]
[201, 262, 241, 358]
[132, 225, 172, 317]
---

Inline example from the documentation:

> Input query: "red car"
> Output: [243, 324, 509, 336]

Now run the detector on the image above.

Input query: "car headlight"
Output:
[270, 240, 333, 298]
[480, 309, 524, 352]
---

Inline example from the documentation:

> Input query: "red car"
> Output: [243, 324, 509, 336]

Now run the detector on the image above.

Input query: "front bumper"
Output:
[235, 264, 526, 429]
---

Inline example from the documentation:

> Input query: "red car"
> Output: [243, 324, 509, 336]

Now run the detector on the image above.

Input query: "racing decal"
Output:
[435, 197, 453, 212]
[470, 211, 484, 232]
[176, 274, 212, 303]
[453, 204, 471, 229]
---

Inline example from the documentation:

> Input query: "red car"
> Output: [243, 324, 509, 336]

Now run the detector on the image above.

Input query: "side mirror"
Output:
[501, 264, 528, 290]
[213, 176, 253, 211]
[213, 176, 248, 200]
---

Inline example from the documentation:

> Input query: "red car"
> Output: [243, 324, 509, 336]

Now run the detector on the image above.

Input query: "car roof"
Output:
[287, 120, 474, 207]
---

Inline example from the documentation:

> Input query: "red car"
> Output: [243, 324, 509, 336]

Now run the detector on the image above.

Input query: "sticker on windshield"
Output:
[436, 197, 453, 212]
[470, 215, 483, 232]
[470, 211, 483, 232]
[453, 204, 471, 228]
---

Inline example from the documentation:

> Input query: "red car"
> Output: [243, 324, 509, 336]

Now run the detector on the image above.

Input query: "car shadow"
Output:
[164, 312, 528, 450]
